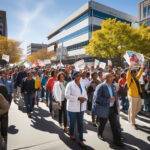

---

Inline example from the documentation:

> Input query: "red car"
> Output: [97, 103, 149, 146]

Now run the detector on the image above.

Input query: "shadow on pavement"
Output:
[7, 125, 19, 134]
[136, 124, 150, 134]
[85, 118, 150, 150]
[30, 107, 94, 150]
[147, 136, 150, 142]
[122, 132, 150, 150]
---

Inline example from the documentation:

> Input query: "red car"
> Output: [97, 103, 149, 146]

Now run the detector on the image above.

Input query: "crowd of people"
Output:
[0, 63, 150, 149]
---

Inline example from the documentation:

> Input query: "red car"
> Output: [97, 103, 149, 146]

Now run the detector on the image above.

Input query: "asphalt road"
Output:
[7, 101, 150, 150]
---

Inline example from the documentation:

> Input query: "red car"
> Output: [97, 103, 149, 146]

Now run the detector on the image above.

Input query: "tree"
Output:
[27, 48, 56, 63]
[85, 19, 150, 59]
[0, 36, 21, 63]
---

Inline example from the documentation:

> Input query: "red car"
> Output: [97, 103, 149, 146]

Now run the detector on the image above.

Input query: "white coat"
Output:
[65, 80, 87, 112]
[53, 81, 65, 103]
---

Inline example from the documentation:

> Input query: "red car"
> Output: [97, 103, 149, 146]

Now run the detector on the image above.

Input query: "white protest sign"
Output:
[99, 62, 106, 69]
[2, 54, 9, 62]
[108, 60, 112, 66]
[44, 59, 51, 65]
[94, 59, 100, 69]
[124, 51, 144, 66]
[74, 59, 85, 71]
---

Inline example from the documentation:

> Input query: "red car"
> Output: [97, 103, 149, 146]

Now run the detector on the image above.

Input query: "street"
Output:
[7, 101, 150, 150]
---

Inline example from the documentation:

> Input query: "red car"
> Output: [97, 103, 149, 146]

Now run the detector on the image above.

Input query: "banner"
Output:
[94, 59, 100, 69]
[99, 62, 106, 69]
[124, 51, 144, 66]
[2, 54, 9, 62]
[74, 59, 85, 71]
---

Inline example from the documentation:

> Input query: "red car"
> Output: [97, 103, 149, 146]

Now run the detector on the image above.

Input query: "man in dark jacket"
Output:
[21, 72, 35, 118]
[16, 67, 27, 110]
[92, 73, 123, 147]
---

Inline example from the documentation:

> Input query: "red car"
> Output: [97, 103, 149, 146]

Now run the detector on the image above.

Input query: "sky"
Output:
[0, 0, 139, 56]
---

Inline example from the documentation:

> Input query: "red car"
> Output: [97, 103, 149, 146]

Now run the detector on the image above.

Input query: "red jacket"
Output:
[46, 77, 56, 92]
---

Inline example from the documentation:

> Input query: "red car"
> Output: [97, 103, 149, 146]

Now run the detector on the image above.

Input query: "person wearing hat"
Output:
[126, 64, 144, 129]
[65, 71, 87, 147]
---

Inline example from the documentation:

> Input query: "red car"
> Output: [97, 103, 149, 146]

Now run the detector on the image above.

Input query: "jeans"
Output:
[46, 90, 49, 103]
[35, 90, 41, 103]
[24, 93, 34, 113]
[68, 111, 84, 141]
[120, 96, 129, 111]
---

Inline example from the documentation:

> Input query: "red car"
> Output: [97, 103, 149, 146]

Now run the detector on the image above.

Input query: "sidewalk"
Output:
[8, 102, 150, 150]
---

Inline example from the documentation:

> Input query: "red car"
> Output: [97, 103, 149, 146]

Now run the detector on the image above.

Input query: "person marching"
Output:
[53, 72, 68, 132]
[126, 64, 144, 129]
[21, 72, 35, 118]
[65, 71, 87, 147]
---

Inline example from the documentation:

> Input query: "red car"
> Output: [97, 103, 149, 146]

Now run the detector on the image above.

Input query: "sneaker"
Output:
[98, 134, 104, 140]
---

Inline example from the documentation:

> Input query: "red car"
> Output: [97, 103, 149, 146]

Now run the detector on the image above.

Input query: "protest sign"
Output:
[99, 62, 106, 69]
[108, 60, 112, 66]
[94, 59, 100, 69]
[44, 59, 51, 65]
[74, 59, 85, 71]
[2, 54, 9, 62]
[124, 51, 144, 66]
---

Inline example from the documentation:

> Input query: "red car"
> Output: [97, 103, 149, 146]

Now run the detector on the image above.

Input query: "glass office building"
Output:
[0, 10, 7, 37]
[27, 43, 47, 56]
[47, 1, 135, 60]
[139, 0, 150, 26]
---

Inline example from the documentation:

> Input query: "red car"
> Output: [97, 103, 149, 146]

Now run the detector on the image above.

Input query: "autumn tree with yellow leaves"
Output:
[86, 19, 150, 59]
[0, 36, 21, 63]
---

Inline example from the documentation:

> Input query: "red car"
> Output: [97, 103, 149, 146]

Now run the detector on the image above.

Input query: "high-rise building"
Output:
[27, 43, 47, 56]
[139, 0, 150, 26]
[0, 10, 7, 36]
[47, 1, 135, 61]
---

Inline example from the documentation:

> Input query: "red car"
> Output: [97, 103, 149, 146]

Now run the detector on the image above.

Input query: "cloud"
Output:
[17, 2, 44, 40]
[14, 0, 55, 56]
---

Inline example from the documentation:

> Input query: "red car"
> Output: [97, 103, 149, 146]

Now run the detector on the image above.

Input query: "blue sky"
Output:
[0, 0, 138, 55]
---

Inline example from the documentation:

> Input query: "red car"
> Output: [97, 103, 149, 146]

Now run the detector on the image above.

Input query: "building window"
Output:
[143, 6, 147, 18]
[66, 41, 89, 51]
[59, 26, 89, 43]
[148, 5, 150, 16]
[91, 9, 130, 24]
[60, 11, 89, 31]
[0, 30, 3, 35]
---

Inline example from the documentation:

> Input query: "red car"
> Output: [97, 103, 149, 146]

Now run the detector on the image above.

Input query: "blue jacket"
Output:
[92, 82, 118, 118]
[41, 75, 48, 86]
[5, 79, 14, 95]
